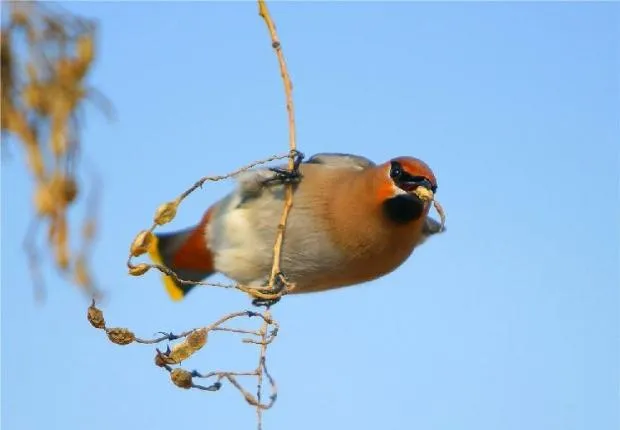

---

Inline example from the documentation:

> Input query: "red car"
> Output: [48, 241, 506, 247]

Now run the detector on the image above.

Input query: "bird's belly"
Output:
[209, 204, 346, 288]
[291, 243, 417, 294]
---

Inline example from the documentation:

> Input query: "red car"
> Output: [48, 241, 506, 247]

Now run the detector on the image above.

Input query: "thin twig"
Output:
[253, 2, 297, 425]
[178, 152, 292, 201]
[258, 0, 297, 297]
[131, 310, 273, 344]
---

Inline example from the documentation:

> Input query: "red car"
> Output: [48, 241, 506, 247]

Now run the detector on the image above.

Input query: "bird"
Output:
[148, 152, 445, 303]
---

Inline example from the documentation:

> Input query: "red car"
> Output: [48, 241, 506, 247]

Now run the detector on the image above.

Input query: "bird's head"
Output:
[378, 156, 438, 224]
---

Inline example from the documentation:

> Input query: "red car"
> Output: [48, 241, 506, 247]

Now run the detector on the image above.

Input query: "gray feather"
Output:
[419, 217, 446, 245]
[306, 153, 376, 170]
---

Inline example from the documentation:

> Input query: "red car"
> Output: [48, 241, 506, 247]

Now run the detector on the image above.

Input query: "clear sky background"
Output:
[1, 2, 618, 430]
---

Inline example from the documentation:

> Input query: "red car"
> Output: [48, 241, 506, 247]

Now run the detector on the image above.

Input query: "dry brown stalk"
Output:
[88, 300, 279, 399]
[257, 0, 298, 304]
[2, 2, 107, 300]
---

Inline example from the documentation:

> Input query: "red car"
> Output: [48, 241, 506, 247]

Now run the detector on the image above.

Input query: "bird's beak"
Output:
[403, 179, 435, 203]
[414, 178, 434, 192]
[400, 178, 434, 194]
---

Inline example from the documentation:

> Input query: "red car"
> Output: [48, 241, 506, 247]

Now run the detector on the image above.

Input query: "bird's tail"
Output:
[147, 210, 215, 301]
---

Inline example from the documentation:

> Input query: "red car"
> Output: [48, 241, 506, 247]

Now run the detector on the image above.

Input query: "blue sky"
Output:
[2, 2, 618, 430]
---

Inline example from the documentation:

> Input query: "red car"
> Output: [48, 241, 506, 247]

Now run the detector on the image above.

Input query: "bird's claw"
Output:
[252, 296, 282, 308]
[251, 272, 289, 308]
[266, 150, 305, 185]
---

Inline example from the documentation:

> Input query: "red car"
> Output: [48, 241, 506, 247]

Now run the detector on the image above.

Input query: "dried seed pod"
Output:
[55, 58, 76, 83]
[166, 328, 208, 364]
[167, 342, 193, 364]
[153, 200, 179, 225]
[186, 328, 208, 349]
[47, 172, 65, 200]
[106, 328, 135, 345]
[22, 83, 46, 113]
[130, 230, 154, 257]
[34, 182, 56, 216]
[170, 368, 193, 389]
[61, 176, 78, 204]
[154, 350, 176, 367]
[413, 186, 434, 202]
[128, 264, 150, 276]
[87, 301, 105, 329]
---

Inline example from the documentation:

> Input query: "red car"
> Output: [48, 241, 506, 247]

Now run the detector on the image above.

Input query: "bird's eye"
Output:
[390, 161, 403, 179]
[390, 161, 437, 193]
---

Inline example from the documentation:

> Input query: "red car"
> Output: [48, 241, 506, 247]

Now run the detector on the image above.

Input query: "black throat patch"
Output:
[382, 194, 424, 224]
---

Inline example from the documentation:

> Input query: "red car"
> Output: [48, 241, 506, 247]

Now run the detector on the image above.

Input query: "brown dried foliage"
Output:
[2, 2, 109, 300]
[88, 301, 279, 415]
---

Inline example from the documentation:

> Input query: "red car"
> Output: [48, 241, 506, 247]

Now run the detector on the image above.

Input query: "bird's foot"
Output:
[251, 272, 289, 308]
[265, 150, 305, 185]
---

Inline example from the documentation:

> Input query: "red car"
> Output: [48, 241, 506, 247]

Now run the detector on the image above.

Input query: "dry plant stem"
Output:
[155, 315, 278, 406]
[433, 200, 446, 231]
[135, 311, 276, 344]
[258, 0, 297, 299]
[212, 326, 261, 336]
[178, 152, 293, 201]
[89, 297, 279, 406]
[251, 3, 298, 425]
[254, 315, 269, 425]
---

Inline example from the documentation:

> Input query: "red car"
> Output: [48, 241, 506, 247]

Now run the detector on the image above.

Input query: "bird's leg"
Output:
[251, 272, 289, 308]
[265, 150, 305, 185]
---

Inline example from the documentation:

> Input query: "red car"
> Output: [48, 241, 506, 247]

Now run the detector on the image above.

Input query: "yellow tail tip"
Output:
[163, 276, 185, 301]
[147, 234, 186, 302]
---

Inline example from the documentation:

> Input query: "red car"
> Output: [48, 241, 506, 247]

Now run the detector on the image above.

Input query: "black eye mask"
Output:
[389, 161, 437, 194]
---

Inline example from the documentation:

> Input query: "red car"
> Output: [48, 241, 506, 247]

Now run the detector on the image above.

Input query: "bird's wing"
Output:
[305, 153, 376, 170]
[232, 152, 375, 200]
[233, 169, 281, 201]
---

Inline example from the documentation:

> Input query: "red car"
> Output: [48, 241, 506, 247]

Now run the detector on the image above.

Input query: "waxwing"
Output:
[148, 152, 445, 301]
